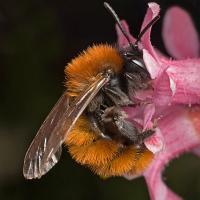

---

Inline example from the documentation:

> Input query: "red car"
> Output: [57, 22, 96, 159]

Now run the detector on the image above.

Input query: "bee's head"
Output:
[104, 2, 159, 76]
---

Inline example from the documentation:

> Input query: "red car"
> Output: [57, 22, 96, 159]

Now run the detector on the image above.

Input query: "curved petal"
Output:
[153, 70, 173, 106]
[144, 161, 182, 200]
[162, 6, 199, 59]
[144, 106, 200, 200]
[144, 128, 164, 154]
[134, 89, 154, 102]
[143, 103, 155, 130]
[140, 2, 160, 62]
[143, 49, 162, 79]
[123, 104, 155, 130]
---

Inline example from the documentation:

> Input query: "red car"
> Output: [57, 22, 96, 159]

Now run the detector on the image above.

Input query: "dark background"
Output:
[1, 0, 200, 199]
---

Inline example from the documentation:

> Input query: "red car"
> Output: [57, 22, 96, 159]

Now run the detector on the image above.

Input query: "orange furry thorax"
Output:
[64, 44, 123, 96]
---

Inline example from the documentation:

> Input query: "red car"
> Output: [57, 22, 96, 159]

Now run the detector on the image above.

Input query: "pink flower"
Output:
[116, 2, 200, 200]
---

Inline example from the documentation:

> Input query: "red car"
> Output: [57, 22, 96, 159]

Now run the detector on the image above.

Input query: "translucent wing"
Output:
[23, 74, 109, 179]
[23, 93, 69, 179]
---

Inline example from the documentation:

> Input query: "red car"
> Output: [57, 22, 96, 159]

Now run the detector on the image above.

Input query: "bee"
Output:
[23, 2, 159, 179]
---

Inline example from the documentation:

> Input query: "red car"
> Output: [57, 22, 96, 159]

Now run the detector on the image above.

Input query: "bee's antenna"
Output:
[104, 2, 160, 49]
[104, 2, 135, 49]
[134, 15, 160, 45]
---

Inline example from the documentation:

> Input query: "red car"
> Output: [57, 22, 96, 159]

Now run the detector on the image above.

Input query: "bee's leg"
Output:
[101, 107, 154, 145]
[135, 129, 154, 145]
[86, 110, 111, 139]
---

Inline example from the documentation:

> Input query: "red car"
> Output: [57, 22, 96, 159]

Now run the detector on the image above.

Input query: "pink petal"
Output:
[166, 59, 200, 104]
[153, 71, 173, 106]
[123, 106, 143, 121]
[140, 2, 160, 62]
[124, 104, 155, 130]
[158, 106, 200, 158]
[151, 58, 200, 105]
[123, 105, 145, 129]
[144, 162, 182, 200]
[115, 20, 136, 48]
[162, 6, 199, 59]
[143, 49, 162, 79]
[143, 103, 155, 130]
[134, 89, 154, 102]
[144, 106, 200, 200]
[144, 128, 164, 154]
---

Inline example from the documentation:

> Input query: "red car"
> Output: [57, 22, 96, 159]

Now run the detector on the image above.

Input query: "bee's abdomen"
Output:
[65, 116, 153, 177]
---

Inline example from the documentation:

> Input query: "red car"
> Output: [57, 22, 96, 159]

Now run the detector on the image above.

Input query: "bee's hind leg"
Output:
[101, 106, 154, 145]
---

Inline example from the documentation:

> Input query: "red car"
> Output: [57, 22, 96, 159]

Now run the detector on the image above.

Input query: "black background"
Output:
[1, 0, 200, 199]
